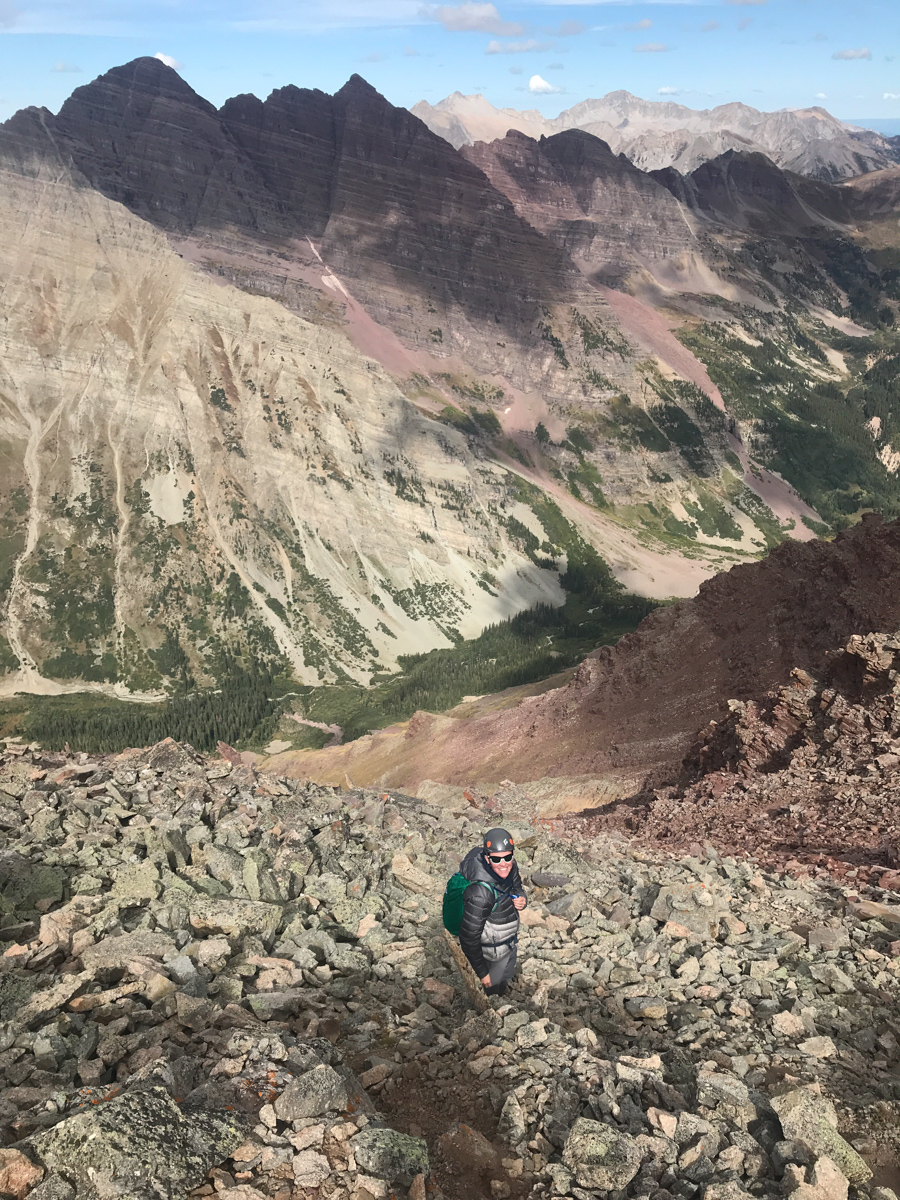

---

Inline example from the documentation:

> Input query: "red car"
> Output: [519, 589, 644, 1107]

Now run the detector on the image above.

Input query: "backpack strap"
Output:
[468, 879, 501, 912]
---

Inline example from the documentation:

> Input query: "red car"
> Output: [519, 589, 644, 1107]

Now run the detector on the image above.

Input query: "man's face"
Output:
[486, 849, 514, 879]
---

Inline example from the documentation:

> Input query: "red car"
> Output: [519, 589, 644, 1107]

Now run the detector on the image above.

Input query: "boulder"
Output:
[291, 1150, 331, 1187]
[111, 861, 161, 901]
[545, 891, 586, 921]
[81, 931, 176, 972]
[273, 1066, 347, 1121]
[625, 996, 668, 1020]
[771, 1089, 872, 1185]
[0, 1149, 44, 1200]
[790, 1156, 850, 1200]
[438, 1123, 500, 1173]
[16, 976, 86, 1028]
[188, 896, 282, 943]
[28, 1085, 244, 1199]
[390, 854, 437, 895]
[350, 1128, 429, 1187]
[304, 873, 349, 906]
[562, 1118, 642, 1190]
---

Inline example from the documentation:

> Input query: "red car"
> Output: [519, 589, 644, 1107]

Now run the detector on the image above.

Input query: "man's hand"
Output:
[481, 973, 492, 986]
[512, 895, 526, 911]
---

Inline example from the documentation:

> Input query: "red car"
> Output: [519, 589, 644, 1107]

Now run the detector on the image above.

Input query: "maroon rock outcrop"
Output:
[462, 128, 701, 284]
[573, 630, 900, 876]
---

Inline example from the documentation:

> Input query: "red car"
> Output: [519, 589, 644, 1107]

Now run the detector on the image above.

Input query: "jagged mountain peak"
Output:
[58, 55, 215, 118]
[334, 72, 384, 102]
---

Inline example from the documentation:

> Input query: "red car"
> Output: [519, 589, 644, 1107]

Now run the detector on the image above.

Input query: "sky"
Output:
[1, 0, 899, 130]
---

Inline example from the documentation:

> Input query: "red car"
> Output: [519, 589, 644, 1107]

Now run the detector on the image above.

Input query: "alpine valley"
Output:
[3, 58, 900, 760]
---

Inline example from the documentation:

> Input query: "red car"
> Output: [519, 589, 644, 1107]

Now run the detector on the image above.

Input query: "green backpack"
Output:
[442, 873, 499, 936]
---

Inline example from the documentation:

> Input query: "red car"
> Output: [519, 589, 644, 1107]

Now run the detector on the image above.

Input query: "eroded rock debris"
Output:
[2, 731, 900, 1200]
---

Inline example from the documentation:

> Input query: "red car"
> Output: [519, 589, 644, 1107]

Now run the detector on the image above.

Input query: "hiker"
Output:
[455, 827, 527, 997]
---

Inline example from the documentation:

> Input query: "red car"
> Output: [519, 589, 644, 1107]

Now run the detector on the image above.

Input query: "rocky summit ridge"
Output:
[3, 733, 900, 1200]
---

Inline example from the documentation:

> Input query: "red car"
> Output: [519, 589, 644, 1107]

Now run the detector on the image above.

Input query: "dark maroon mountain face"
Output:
[233, 75, 579, 326]
[462, 128, 699, 284]
[18, 60, 579, 339]
[651, 150, 851, 232]
[52, 57, 284, 235]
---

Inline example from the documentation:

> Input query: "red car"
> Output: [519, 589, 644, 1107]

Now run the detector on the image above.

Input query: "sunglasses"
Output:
[487, 852, 514, 863]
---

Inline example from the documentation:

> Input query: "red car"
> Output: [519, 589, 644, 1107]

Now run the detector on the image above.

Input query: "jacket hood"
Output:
[460, 845, 514, 891]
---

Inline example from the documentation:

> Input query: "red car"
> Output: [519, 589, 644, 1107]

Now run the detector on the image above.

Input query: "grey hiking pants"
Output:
[484, 944, 517, 996]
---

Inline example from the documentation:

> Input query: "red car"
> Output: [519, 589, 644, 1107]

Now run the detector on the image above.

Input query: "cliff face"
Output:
[651, 150, 852, 232]
[51, 57, 283, 235]
[0, 112, 564, 691]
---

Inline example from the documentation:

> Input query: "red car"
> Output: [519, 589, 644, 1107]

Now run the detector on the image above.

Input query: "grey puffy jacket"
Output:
[458, 846, 525, 979]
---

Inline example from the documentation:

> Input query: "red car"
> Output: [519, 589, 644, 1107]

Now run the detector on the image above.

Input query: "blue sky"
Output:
[1, 0, 899, 129]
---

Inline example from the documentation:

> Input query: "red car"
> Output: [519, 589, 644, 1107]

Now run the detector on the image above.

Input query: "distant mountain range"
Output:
[412, 90, 900, 182]
[3, 59, 900, 701]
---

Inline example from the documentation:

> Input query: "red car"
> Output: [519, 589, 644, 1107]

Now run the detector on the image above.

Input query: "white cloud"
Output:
[548, 62, 564, 69]
[154, 52, 181, 69]
[738, 17, 753, 30]
[624, 18, 651, 30]
[885, 92, 900, 100]
[52, 61, 80, 72]
[833, 47, 871, 60]
[0, 0, 17, 28]
[634, 42, 669, 52]
[815, 92, 827, 99]
[546, 19, 584, 36]
[404, 45, 421, 56]
[702, 19, 719, 32]
[486, 38, 551, 54]
[529, 74, 561, 94]
[658, 86, 682, 95]
[361, 51, 387, 61]
[424, 3, 522, 35]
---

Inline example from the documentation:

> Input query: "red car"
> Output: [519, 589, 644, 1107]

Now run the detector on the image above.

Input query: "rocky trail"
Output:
[3, 732, 900, 1200]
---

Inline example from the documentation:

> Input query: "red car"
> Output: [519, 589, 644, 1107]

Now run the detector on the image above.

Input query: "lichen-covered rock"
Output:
[80, 931, 176, 972]
[273, 1066, 348, 1121]
[188, 896, 282, 943]
[28, 1085, 244, 1199]
[497, 1092, 527, 1149]
[19, 1177, 73, 1200]
[562, 1118, 642, 1190]
[771, 1089, 872, 1185]
[350, 1127, 429, 1186]
[390, 853, 437, 895]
